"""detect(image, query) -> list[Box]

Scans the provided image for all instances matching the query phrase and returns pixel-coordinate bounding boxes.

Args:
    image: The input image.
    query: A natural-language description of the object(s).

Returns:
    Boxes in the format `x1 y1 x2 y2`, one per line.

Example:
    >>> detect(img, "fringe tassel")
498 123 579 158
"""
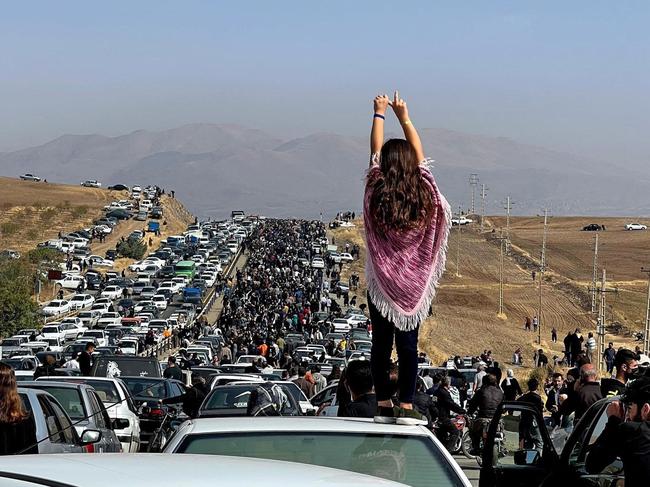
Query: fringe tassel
366 199 452 332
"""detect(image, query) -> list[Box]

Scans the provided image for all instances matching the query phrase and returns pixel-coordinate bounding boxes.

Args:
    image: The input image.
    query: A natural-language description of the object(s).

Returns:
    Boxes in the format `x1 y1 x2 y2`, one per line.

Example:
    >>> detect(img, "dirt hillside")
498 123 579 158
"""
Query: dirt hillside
330 217 641 377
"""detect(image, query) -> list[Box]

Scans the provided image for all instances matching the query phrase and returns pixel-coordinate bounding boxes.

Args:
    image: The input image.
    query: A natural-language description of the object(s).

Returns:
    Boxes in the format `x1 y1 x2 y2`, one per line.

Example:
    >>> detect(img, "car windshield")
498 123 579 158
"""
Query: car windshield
203 385 256 410
42 327 59 334
121 378 169 399
176 432 463 487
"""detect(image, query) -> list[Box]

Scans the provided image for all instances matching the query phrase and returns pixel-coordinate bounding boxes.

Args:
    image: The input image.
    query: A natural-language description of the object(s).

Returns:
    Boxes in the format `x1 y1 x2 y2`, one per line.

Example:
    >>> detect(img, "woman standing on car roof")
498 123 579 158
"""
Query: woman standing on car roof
0 363 37 455
364 92 451 425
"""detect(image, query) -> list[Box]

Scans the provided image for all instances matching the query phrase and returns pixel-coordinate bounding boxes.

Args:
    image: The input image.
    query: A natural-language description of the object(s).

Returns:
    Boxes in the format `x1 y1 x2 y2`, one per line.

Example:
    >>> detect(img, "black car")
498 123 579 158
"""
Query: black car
105 249 118 260
139 305 160 318
119 376 187 450
478 397 624 487
158 266 175 278
107 184 128 191
85 273 102 290
156 288 174 302
150 207 163 219
582 223 603 231
106 209 131 220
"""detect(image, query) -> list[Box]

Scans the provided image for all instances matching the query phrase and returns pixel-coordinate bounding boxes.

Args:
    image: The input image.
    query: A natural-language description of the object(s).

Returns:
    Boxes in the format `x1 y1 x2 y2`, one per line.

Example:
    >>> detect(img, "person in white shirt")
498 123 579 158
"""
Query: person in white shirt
63 353 80 370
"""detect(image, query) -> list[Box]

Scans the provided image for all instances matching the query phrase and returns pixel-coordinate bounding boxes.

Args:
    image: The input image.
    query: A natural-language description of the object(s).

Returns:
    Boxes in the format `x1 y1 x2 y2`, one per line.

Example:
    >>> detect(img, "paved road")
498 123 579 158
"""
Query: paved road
454 454 480 486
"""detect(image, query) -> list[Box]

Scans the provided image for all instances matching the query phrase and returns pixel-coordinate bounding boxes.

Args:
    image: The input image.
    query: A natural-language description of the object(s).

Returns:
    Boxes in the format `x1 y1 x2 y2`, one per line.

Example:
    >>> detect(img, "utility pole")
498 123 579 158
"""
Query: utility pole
469 174 479 214
480 184 488 232
537 209 548 345
455 205 462 277
591 269 618 372
591 234 599 315
495 231 508 317
502 196 515 253
642 267 650 355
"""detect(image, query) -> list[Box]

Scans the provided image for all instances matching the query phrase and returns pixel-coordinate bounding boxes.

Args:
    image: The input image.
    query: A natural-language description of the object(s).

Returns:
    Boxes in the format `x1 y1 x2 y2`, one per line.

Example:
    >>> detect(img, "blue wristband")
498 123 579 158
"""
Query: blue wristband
373 113 385 120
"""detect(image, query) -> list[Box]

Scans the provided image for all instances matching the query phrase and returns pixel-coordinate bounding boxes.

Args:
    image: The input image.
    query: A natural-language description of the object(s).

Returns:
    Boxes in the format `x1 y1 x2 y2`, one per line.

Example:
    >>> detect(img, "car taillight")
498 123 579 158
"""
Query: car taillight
148 408 165 417
83 443 95 453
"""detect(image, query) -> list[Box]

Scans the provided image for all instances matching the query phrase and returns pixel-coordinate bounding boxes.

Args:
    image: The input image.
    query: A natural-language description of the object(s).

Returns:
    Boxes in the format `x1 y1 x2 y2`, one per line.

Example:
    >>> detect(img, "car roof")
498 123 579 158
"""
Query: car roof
0 454 407 486
181 416 433 436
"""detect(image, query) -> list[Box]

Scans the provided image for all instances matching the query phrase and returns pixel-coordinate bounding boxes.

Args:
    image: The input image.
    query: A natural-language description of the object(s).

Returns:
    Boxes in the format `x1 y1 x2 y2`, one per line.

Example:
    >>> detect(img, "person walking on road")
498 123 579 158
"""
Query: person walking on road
163 356 184 381
364 92 451 425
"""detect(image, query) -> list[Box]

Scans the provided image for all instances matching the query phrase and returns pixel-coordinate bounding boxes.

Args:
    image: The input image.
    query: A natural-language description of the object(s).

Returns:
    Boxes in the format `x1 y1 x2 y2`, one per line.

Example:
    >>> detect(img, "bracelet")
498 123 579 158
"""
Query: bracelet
373 113 385 120
401 119 412 126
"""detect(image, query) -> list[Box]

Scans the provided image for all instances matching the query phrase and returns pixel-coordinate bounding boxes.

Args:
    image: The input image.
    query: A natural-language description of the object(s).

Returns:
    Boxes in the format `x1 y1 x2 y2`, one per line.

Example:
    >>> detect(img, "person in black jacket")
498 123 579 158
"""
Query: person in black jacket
433 376 465 450
468 374 504 453
0 363 38 455
162 375 208 418
501 369 522 401
586 376 650 487
339 359 377 418
601 348 638 398
78 342 95 376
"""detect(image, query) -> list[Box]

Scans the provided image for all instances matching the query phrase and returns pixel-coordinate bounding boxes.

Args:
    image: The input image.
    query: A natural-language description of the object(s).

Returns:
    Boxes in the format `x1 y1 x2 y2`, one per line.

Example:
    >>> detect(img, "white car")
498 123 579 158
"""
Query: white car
54 275 86 290
311 258 325 269
80 330 108 347
39 324 66 341
128 259 164 272
451 216 473 226
625 223 647 230
134 301 154 314
345 314 368 327
81 180 101 188
157 281 181 294
163 417 471 487
77 310 102 328
329 252 342 263
93 224 113 235
91 302 110 314
96 312 122 328
332 318 351 333
201 272 217 288
151 295 168 310
59 322 87 341
0 454 404 487
42 300 72 316
19 173 41 182
339 253 354 262
104 201 130 211
87 256 114 268
101 286 123 299
68 293 95 310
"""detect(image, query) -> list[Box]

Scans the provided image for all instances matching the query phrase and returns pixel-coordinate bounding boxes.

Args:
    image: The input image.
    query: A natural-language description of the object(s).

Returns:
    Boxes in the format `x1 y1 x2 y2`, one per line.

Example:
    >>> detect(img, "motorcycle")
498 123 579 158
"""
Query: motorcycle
146 404 183 452
462 415 507 466
432 414 467 454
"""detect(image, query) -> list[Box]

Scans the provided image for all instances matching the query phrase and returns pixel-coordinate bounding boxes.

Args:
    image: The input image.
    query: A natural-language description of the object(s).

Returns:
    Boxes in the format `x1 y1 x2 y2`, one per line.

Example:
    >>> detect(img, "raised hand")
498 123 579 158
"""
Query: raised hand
389 90 409 123
373 94 390 115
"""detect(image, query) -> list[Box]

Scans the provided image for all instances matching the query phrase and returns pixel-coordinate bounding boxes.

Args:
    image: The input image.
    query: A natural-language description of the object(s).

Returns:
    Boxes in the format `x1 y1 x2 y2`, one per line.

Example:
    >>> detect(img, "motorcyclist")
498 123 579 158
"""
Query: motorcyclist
433 375 466 450
586 376 650 486
467 373 504 454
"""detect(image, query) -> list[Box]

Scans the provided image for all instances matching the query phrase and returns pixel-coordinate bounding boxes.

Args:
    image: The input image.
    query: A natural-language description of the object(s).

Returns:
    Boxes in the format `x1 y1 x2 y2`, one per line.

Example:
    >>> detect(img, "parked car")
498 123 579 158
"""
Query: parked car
17 387 101 453
101 285 123 300
54 275 86 290
42 300 72 316
164 417 471 487
311 257 325 269
68 293 95 310
0 454 406 487
625 222 647 230
582 223 603 231
19 173 41 182
105 209 131 220
21 382 121 452
81 179 102 188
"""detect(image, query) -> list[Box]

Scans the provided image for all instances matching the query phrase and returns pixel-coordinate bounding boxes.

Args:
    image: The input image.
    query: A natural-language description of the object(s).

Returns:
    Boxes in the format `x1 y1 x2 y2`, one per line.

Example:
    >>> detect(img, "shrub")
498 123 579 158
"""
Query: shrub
32 201 46 210
0 222 19 236
40 208 57 221
71 205 89 218
117 239 147 260
26 228 40 240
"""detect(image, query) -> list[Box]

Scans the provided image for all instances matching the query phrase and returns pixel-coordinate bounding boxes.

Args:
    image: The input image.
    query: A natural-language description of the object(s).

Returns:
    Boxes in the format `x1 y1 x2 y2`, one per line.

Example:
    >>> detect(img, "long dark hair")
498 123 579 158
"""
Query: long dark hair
0 363 28 423
368 139 434 231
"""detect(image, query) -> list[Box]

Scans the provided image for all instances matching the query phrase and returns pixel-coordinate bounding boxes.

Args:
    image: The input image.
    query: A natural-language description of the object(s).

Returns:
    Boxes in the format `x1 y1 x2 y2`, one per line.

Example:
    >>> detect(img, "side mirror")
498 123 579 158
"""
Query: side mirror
513 449 541 466
111 418 130 429
80 429 102 445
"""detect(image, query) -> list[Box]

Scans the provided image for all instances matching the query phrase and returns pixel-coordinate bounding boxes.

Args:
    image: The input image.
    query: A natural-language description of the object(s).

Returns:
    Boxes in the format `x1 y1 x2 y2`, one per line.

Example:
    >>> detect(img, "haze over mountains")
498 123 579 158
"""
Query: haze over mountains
0 123 647 219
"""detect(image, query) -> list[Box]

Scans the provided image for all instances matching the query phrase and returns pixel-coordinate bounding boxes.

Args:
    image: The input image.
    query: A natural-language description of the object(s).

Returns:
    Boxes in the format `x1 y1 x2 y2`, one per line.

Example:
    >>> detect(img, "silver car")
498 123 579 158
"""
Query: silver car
22 382 121 452
17 387 101 454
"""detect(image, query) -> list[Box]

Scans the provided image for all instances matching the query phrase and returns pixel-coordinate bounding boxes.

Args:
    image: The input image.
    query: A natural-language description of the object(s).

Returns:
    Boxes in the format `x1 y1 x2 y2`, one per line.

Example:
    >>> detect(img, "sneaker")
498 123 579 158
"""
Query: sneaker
374 406 399 424
395 407 429 426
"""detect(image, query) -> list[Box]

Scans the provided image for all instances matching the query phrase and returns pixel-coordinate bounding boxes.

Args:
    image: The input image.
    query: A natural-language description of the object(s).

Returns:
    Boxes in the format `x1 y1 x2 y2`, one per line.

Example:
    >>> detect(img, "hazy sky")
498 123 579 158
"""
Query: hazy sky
1 1 649 167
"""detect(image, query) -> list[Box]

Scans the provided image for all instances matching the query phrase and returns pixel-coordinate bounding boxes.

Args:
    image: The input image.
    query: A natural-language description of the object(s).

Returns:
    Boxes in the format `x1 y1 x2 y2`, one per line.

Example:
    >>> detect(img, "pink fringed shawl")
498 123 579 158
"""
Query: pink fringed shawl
363 159 451 331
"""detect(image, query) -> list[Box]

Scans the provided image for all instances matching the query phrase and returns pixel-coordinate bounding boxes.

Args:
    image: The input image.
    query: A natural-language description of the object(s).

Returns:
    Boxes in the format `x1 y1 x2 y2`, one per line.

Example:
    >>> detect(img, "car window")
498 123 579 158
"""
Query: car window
88 391 109 429
37 395 66 443
40 387 86 420
46 396 77 445
176 432 463 487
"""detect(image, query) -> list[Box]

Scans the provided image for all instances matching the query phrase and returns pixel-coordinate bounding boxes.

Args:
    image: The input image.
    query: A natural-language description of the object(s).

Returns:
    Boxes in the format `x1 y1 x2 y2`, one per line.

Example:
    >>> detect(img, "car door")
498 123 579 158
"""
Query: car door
87 390 121 452
38 395 81 453
479 401 558 487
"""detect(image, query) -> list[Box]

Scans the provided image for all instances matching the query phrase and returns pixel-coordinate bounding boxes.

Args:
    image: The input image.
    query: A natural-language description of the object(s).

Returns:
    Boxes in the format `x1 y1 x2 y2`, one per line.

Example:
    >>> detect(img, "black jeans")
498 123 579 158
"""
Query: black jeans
368 295 419 404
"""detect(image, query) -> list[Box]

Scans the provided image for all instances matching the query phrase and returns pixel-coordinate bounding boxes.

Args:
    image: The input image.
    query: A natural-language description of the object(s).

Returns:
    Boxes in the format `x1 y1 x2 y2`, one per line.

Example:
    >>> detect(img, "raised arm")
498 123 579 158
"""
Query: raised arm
370 94 390 166
390 91 425 163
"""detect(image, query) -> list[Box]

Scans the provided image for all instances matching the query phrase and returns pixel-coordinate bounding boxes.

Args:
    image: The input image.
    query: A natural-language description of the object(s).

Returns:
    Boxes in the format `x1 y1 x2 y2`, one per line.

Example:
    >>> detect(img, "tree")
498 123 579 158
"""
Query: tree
117 238 147 260
0 258 40 337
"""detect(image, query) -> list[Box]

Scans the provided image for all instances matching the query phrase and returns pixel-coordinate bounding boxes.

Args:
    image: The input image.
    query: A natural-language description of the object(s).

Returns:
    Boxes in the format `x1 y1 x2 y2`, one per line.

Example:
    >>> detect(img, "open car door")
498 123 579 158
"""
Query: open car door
479 401 558 487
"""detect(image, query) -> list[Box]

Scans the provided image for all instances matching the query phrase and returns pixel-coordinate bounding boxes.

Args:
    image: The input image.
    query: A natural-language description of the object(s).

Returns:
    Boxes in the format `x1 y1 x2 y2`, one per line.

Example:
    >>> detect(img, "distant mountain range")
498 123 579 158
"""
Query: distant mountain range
1 123 647 218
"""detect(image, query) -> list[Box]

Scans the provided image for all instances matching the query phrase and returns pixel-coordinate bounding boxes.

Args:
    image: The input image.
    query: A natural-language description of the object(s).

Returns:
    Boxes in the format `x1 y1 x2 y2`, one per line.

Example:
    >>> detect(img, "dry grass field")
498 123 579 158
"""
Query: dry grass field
0 176 194 298
330 216 643 378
